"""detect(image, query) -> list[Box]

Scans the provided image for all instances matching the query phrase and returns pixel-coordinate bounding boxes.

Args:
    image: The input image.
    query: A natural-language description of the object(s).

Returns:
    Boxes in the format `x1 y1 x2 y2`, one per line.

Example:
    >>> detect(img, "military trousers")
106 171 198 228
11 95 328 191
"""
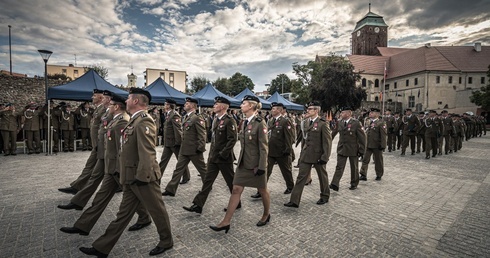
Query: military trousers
402 134 416 153
1 130 17 154
164 153 206 195
416 134 425 152
74 173 150 233
71 159 105 208
452 135 461 151
192 162 234 208
331 155 359 188
62 130 75 151
92 181 173 255
80 128 91 149
289 162 330 206
70 147 98 191
159 146 190 181
25 130 41 153
387 133 396 151
43 128 59 152
425 135 438 157
443 134 452 153
266 155 294 190
396 133 402 149
360 148 384 178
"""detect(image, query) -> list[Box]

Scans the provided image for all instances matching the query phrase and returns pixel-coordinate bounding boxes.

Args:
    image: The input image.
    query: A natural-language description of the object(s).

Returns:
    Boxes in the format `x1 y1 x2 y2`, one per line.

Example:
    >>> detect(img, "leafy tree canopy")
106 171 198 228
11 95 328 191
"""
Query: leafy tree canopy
229 72 254 96
469 65 490 111
267 74 291 95
188 75 210 94
84 65 108 79
213 77 232 95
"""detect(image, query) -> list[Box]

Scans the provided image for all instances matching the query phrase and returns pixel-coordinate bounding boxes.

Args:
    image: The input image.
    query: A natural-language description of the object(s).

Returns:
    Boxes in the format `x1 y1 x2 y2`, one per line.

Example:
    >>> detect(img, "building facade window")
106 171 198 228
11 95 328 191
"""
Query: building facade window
459 77 462 84
62 69 67 75
362 78 366 87
385 84 389 91
414 78 418 85
394 82 397 89
375 96 379 101
374 79 379 88
468 77 473 84
160 72 165 81
406 79 409 87
74 70 78 77
438 101 442 105
408 96 415 108
449 76 453 84
436 76 440 84
481 77 485 84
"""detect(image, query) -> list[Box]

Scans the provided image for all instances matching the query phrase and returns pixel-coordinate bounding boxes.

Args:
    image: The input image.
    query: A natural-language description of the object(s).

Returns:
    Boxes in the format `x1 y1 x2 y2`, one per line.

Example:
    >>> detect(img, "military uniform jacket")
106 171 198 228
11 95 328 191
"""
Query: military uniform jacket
76 107 94 128
333 118 366 156
453 119 464 136
237 116 268 171
299 117 332 164
119 111 160 184
424 117 443 138
22 109 41 131
58 110 76 131
441 116 453 136
402 115 420 136
0 110 19 131
366 118 387 149
384 115 396 134
104 112 129 175
179 112 207 156
41 106 60 129
91 104 107 137
163 110 183 147
267 116 294 157
96 113 114 159
394 117 403 135
208 114 238 164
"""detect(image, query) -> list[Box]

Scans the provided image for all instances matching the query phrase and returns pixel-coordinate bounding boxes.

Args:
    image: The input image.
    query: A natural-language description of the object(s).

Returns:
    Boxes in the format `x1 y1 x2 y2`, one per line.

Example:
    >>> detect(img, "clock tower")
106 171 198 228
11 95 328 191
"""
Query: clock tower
351 5 388 56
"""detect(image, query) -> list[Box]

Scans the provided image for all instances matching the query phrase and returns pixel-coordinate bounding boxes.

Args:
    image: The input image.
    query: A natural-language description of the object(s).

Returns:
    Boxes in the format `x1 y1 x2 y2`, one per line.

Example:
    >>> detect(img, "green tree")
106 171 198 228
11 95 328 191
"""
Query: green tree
290 79 309 105
229 72 254 96
267 74 291 94
48 73 72 81
213 77 231 95
470 65 490 111
84 65 108 79
188 76 210 94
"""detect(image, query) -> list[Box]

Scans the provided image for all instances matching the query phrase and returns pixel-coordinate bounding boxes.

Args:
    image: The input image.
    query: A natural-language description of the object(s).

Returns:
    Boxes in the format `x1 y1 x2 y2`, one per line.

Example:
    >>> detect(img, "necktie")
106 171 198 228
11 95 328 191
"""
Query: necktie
309 120 313 126
244 119 249 129
344 121 347 127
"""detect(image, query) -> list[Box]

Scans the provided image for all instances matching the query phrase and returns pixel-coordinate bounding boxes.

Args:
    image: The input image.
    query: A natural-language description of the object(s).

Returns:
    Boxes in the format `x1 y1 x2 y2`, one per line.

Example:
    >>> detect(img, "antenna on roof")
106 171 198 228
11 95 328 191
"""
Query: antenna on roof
369 2 371 12
74 54 77 66
131 64 133 74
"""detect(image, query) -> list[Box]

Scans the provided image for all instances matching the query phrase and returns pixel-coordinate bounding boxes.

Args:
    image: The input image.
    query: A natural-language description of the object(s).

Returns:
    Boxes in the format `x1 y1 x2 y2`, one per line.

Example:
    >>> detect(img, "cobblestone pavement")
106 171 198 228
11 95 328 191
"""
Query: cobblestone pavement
0 136 489 257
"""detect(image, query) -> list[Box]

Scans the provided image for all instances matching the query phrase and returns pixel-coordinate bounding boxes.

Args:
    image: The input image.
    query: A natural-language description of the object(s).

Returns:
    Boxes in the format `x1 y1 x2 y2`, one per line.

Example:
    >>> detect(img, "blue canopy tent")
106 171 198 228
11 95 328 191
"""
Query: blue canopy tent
267 92 304 111
145 77 190 105
234 88 272 110
48 70 128 101
192 83 241 108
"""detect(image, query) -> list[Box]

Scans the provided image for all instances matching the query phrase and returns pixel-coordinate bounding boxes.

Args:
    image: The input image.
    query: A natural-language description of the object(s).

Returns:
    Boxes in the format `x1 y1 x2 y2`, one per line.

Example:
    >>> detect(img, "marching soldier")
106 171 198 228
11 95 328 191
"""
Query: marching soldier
416 112 427 153
401 108 420 155
330 106 366 191
149 107 160 145
183 96 238 214
0 103 20 156
452 114 464 152
75 102 94 151
158 99 190 184
58 103 76 152
441 110 454 154
394 112 403 150
162 97 207 197
22 103 42 154
424 110 443 159
79 88 173 257
284 101 332 207
60 93 151 236
359 108 387 181
384 109 396 152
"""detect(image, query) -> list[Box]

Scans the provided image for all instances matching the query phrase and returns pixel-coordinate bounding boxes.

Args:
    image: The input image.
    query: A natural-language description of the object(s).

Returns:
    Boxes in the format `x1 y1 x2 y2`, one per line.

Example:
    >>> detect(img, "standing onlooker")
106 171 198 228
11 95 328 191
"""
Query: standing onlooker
22 103 42 154
0 103 20 156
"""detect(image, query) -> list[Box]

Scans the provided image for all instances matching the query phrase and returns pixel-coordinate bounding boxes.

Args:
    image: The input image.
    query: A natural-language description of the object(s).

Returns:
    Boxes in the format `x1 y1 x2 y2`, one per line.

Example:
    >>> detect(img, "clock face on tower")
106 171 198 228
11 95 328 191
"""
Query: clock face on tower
357 30 361 37
374 27 380 33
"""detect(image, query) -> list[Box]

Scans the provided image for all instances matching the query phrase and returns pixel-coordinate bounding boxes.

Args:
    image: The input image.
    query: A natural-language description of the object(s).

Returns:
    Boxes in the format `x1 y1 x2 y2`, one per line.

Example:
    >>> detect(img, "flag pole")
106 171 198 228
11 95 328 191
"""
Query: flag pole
382 62 386 115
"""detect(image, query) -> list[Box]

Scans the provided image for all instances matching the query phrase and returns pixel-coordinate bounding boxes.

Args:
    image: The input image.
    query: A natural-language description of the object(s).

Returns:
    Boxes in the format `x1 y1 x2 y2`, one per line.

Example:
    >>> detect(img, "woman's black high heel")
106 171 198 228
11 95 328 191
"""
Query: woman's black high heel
209 224 230 234
256 214 270 227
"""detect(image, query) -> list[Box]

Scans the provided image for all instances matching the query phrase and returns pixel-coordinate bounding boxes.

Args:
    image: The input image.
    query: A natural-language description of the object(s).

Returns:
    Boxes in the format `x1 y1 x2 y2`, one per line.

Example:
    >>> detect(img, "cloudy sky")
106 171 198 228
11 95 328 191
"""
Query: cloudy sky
1 0 489 92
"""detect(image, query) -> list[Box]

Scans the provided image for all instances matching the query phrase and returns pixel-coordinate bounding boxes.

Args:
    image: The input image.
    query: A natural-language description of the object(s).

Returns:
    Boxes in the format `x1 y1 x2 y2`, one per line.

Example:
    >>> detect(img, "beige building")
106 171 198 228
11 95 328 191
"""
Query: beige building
47 64 85 80
144 68 187 92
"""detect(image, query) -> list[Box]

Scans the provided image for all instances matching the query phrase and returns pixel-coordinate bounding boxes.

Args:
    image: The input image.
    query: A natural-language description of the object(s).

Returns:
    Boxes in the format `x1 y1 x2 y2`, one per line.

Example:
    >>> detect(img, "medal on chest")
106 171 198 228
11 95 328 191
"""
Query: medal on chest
107 130 111 141
313 122 318 130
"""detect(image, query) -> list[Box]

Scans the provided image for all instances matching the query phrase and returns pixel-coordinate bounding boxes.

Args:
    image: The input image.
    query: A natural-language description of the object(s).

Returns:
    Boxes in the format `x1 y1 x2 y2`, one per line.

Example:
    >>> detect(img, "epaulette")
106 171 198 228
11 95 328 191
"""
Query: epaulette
255 117 263 122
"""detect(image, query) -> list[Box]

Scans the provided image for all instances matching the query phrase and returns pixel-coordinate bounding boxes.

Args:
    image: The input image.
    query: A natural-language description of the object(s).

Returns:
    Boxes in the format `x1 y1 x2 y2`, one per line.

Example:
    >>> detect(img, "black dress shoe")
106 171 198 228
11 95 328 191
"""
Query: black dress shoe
316 199 328 205
359 175 367 181
179 179 189 184
224 201 241 212
128 221 151 231
438 152 442 155
256 214 270 227
426 156 430 159
411 152 415 155
11 153 16 156
79 247 108 258
209 224 230 233
60 226 89 235
416 151 420 153
400 152 405 156
284 202 299 208
3 153 10 156
349 185 357 190
149 245 173 256
162 191 175 196
58 202 83 210
58 187 78 195
183 204 202 214
329 184 339 191
283 188 292 194
251 192 261 198
375 176 382 181
432 154 436 157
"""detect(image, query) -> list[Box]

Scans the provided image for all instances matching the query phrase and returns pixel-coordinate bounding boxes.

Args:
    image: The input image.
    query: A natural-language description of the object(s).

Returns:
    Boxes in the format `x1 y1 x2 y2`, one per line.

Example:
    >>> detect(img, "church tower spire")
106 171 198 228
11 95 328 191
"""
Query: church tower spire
351 4 388 56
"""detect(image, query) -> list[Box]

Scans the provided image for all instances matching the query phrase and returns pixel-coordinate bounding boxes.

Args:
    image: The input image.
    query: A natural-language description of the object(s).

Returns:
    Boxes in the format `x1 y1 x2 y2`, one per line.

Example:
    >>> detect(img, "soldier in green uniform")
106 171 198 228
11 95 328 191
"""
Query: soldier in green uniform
359 108 387 180
401 108 420 155
58 89 109 194
416 112 427 153
452 114 464 152
41 101 60 153
210 95 270 233
441 110 454 154
394 112 403 150
0 103 20 155
22 103 42 154
330 106 366 191
58 103 76 152
80 88 173 257
60 93 151 236
162 97 207 196
159 99 190 184
285 101 332 207
424 110 444 159
75 102 94 151
384 109 396 152
183 96 238 214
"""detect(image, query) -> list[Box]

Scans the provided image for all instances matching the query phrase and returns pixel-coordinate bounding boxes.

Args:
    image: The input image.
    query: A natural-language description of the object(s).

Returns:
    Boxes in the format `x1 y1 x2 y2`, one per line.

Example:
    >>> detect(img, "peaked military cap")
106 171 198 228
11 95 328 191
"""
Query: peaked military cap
111 94 126 106
242 95 260 103
405 108 412 112
129 87 152 102
185 97 198 104
102 90 113 97
165 98 177 105
214 96 230 105
271 102 284 108
340 106 352 111
306 101 321 107
93 89 104 94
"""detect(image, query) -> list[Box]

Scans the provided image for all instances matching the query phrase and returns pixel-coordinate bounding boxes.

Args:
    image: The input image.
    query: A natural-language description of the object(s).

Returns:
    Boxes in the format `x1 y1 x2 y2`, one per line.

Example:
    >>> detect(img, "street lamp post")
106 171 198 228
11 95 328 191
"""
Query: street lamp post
38 49 53 155
8 25 12 75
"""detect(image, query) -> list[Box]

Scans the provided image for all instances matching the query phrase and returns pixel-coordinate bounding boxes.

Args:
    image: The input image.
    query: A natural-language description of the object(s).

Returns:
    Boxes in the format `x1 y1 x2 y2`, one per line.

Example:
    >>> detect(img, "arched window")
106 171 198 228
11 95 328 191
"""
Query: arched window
375 79 379 87
362 78 367 87
375 96 379 101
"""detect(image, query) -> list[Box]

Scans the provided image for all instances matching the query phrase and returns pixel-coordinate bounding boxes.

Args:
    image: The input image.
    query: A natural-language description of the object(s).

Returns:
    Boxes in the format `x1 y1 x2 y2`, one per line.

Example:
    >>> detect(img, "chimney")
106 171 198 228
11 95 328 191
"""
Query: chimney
474 42 481 52
425 43 431 48
69 64 74 67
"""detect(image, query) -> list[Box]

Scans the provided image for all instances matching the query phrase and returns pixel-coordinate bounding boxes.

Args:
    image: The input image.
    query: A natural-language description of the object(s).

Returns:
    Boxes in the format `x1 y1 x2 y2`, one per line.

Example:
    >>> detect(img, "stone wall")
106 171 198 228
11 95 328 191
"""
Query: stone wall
0 74 65 107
